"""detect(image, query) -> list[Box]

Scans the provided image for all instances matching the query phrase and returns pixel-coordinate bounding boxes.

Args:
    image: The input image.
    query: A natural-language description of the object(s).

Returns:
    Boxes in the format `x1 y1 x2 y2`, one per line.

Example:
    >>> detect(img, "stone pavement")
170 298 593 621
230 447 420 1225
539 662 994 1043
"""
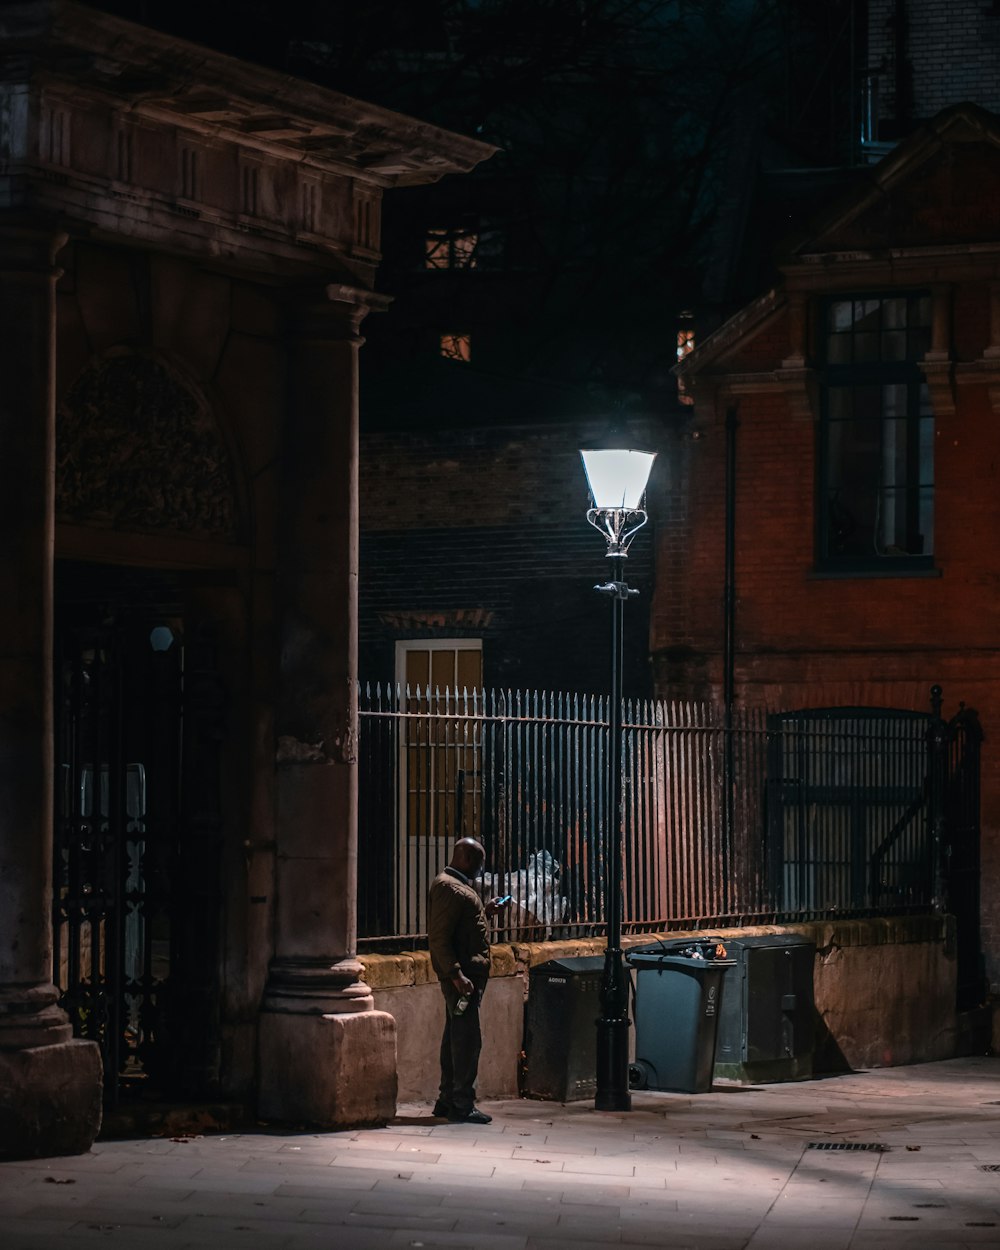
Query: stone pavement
2 1057 1000 1249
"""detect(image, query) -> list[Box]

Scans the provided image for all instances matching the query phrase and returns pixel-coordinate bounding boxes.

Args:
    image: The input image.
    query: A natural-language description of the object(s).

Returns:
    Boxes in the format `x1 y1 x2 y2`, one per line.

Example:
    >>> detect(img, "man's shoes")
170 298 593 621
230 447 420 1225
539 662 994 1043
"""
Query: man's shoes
447 1107 492 1124
431 1100 451 1118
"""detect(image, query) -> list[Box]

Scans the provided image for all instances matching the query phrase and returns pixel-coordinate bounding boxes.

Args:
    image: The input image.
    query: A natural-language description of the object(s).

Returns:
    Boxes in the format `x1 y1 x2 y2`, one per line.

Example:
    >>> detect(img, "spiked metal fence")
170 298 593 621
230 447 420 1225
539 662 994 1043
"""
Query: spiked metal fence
357 684 978 949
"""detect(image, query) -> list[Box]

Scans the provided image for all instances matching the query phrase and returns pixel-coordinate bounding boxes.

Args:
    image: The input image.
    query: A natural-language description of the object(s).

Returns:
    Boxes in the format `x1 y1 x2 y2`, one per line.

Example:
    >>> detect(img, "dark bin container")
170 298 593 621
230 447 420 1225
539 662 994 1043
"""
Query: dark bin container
713 934 816 1084
627 942 734 1094
523 955 604 1101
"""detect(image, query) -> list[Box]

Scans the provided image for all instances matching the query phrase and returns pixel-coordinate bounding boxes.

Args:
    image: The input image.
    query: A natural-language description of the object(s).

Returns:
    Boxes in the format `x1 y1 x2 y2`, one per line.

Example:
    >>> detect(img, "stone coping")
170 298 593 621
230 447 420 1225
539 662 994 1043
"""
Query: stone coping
359 913 951 989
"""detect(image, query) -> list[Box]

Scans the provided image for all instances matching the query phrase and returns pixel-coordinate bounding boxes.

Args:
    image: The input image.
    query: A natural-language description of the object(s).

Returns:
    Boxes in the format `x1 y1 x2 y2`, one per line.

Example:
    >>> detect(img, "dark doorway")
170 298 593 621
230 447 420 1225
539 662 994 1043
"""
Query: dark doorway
53 561 225 1105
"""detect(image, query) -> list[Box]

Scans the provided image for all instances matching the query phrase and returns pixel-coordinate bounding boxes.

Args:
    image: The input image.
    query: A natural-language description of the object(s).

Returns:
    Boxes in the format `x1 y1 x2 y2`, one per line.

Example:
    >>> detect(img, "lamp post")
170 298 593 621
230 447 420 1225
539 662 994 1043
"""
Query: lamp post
580 446 656 1114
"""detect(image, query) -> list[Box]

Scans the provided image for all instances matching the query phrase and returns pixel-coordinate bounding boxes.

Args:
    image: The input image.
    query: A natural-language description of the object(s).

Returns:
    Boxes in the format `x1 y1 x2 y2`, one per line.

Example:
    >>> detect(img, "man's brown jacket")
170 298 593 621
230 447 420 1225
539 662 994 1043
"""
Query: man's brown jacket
427 867 490 983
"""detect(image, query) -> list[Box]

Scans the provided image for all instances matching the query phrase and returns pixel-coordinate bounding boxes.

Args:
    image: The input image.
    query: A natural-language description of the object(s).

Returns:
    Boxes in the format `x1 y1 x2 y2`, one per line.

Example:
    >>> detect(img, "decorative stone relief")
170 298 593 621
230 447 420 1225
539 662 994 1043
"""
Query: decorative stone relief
56 353 237 539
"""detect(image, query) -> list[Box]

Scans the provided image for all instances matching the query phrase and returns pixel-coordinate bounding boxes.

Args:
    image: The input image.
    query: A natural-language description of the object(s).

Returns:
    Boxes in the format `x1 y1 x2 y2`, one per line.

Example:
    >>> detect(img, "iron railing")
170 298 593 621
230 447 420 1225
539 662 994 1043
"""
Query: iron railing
357 684 977 948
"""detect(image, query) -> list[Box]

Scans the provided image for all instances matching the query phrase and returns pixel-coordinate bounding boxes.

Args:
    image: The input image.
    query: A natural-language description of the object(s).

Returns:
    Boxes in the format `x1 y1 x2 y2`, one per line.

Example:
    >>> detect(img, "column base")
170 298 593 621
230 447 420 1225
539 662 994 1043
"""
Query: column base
0 1039 103 1160
258 1008 397 1127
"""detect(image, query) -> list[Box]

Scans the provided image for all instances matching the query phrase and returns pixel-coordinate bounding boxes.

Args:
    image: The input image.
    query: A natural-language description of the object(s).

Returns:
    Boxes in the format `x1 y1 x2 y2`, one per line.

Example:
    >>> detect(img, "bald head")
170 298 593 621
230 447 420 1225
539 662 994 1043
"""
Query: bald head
451 837 485 878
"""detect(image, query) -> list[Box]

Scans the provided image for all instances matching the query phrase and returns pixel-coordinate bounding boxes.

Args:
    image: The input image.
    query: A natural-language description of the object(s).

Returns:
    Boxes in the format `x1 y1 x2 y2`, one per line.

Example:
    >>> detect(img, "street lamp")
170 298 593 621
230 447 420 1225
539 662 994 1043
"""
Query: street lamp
580 446 656 1113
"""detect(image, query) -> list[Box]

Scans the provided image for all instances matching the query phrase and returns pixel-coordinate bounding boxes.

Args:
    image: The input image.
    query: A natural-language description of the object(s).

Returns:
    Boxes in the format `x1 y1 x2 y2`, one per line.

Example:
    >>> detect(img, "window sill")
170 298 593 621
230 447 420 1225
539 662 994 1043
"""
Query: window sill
808 565 941 580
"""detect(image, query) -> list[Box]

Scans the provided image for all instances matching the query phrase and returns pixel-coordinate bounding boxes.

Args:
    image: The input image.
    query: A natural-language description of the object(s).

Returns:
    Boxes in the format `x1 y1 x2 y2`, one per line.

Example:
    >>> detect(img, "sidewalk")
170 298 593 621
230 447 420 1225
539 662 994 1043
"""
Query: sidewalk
2 1057 1000 1249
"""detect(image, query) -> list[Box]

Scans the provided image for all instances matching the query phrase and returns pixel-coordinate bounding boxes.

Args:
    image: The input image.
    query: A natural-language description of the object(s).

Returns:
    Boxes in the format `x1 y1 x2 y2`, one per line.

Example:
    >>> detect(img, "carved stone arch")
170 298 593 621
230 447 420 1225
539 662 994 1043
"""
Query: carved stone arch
56 350 239 541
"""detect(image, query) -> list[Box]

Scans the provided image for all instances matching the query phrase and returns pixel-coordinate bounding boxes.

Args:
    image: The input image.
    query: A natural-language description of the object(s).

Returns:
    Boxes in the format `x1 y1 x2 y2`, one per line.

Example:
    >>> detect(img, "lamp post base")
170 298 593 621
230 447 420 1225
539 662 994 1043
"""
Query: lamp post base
595 947 632 1112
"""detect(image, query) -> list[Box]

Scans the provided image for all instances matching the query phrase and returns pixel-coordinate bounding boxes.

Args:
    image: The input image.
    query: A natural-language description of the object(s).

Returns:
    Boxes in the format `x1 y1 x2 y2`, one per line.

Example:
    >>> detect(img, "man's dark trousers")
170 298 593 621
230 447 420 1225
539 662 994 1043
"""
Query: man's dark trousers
438 977 486 1117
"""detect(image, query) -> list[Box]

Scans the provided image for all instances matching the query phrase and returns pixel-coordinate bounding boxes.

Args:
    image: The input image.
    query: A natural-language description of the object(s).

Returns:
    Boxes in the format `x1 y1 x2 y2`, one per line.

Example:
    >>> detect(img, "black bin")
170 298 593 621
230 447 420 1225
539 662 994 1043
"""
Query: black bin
627 942 734 1093
523 956 603 1101
713 934 816 1084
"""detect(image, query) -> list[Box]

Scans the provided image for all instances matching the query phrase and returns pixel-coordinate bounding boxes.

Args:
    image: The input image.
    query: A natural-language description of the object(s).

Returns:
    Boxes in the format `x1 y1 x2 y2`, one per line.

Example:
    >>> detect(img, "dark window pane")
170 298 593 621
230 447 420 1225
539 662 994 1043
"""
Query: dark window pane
882 298 907 329
828 418 881 491
829 301 854 332
854 331 879 360
882 383 907 420
883 417 910 487
827 481 877 557
877 487 928 556
853 299 881 331
881 330 907 360
827 332 852 363
827 386 853 420
851 385 882 421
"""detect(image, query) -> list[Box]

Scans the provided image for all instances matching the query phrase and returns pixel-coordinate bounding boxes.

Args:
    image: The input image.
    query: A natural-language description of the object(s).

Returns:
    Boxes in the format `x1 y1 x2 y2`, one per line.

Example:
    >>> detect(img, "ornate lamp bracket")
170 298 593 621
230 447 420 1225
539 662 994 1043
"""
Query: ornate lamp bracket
586 506 648 558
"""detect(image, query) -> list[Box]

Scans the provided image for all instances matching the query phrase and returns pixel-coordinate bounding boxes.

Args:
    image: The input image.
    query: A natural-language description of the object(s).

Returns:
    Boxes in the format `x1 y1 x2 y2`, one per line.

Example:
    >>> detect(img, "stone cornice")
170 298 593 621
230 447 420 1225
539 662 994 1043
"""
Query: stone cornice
0 4 494 278
781 243 1000 291
0 1 497 188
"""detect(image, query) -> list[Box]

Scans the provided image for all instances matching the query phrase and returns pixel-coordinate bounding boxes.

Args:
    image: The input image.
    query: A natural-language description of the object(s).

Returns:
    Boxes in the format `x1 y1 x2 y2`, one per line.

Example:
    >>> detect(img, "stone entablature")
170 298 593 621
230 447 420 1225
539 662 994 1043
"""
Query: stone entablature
0 1 494 279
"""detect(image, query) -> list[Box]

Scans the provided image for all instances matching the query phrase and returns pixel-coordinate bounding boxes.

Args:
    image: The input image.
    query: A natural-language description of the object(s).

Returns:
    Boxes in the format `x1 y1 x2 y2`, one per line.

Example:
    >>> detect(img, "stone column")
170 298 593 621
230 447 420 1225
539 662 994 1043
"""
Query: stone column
921 284 955 416
258 283 396 1126
0 225 102 1159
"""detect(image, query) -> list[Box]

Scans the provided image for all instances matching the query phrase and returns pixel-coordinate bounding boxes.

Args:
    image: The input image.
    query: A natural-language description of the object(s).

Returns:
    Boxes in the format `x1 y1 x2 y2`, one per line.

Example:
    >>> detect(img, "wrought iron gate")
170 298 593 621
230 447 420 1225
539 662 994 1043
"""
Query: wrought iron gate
53 573 225 1104
767 692 983 1004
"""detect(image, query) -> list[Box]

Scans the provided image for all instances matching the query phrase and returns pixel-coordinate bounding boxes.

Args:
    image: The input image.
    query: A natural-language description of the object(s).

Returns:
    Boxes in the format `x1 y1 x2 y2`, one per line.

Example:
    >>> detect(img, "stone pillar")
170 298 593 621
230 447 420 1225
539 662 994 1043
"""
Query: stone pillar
258 284 396 1126
920 284 955 416
0 225 102 1159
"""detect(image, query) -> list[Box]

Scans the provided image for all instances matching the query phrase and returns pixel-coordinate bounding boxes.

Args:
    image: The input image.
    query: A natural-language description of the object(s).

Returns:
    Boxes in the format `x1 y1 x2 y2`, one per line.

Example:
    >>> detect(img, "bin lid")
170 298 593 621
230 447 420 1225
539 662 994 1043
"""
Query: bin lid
530 956 606 977
628 938 728 960
627 952 735 970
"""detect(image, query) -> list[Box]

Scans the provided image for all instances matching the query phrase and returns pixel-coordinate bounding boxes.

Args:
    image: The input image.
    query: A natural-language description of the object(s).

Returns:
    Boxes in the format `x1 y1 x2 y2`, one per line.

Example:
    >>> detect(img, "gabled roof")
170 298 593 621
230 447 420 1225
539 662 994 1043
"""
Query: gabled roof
675 104 1000 381
782 103 1000 259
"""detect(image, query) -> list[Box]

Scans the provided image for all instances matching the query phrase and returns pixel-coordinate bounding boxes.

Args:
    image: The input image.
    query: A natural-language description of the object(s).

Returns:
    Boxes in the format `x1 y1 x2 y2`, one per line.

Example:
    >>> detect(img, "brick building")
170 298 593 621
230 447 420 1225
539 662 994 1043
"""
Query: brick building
670 104 1000 1005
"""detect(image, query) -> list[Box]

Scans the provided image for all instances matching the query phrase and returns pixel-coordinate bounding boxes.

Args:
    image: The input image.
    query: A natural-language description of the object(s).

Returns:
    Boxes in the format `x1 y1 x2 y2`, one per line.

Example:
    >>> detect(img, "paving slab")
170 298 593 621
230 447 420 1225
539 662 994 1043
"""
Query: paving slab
3 1057 1000 1248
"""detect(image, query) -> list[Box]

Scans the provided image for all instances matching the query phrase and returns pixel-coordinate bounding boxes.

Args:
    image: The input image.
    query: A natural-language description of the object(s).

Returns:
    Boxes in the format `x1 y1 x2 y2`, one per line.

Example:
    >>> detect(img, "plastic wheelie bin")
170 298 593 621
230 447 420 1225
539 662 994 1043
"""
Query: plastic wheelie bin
626 941 734 1093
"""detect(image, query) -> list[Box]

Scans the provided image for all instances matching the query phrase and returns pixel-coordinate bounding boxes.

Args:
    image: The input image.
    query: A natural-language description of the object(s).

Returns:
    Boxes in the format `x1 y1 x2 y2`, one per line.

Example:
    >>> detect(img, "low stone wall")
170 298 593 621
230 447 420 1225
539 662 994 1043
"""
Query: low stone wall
360 913 958 1103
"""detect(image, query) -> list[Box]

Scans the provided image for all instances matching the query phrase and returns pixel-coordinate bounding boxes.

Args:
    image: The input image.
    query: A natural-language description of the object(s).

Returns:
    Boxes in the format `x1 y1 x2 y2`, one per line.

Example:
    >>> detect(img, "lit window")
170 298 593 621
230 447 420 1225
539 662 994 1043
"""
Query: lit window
676 329 695 362
819 293 934 568
440 333 471 362
425 228 478 269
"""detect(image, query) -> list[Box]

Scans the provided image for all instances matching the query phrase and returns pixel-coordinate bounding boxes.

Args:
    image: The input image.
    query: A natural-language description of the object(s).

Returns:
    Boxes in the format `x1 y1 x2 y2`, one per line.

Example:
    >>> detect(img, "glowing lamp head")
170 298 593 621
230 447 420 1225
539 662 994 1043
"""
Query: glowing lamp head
580 449 656 511
580 447 656 557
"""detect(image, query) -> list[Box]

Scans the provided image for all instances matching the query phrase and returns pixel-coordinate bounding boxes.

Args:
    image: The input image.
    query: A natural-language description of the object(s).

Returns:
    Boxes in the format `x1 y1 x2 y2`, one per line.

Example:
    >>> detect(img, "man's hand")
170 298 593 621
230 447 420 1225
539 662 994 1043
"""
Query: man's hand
484 894 513 919
451 972 475 996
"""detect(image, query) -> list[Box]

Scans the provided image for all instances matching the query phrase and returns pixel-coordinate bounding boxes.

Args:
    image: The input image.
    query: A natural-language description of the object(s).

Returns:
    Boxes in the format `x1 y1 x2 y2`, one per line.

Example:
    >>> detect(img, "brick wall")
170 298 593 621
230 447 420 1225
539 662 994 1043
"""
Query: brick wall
869 0 1000 126
359 422 664 694
655 276 1000 990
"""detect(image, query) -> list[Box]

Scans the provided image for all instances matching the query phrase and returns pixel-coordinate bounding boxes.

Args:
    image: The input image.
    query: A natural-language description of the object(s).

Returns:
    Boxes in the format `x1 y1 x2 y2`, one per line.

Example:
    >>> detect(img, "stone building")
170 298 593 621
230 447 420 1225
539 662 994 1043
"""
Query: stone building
0 0 492 1158
670 103 1000 1021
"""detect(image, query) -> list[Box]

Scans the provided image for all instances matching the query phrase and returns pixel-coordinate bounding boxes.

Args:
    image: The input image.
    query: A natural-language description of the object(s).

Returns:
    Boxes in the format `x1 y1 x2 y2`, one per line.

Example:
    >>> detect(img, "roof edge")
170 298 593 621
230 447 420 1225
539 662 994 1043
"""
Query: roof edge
1 0 497 183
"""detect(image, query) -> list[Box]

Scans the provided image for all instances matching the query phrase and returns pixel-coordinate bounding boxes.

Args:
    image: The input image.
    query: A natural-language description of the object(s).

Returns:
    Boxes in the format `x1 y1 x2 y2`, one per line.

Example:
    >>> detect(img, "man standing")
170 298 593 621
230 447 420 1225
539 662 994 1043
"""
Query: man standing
427 837 508 1123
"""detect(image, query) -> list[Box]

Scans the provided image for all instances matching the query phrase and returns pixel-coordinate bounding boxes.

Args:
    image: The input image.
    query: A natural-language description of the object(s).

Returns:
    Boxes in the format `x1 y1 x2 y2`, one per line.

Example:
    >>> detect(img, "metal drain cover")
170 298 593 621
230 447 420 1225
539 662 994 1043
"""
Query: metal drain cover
807 1142 887 1152
978 1164 1000 1172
